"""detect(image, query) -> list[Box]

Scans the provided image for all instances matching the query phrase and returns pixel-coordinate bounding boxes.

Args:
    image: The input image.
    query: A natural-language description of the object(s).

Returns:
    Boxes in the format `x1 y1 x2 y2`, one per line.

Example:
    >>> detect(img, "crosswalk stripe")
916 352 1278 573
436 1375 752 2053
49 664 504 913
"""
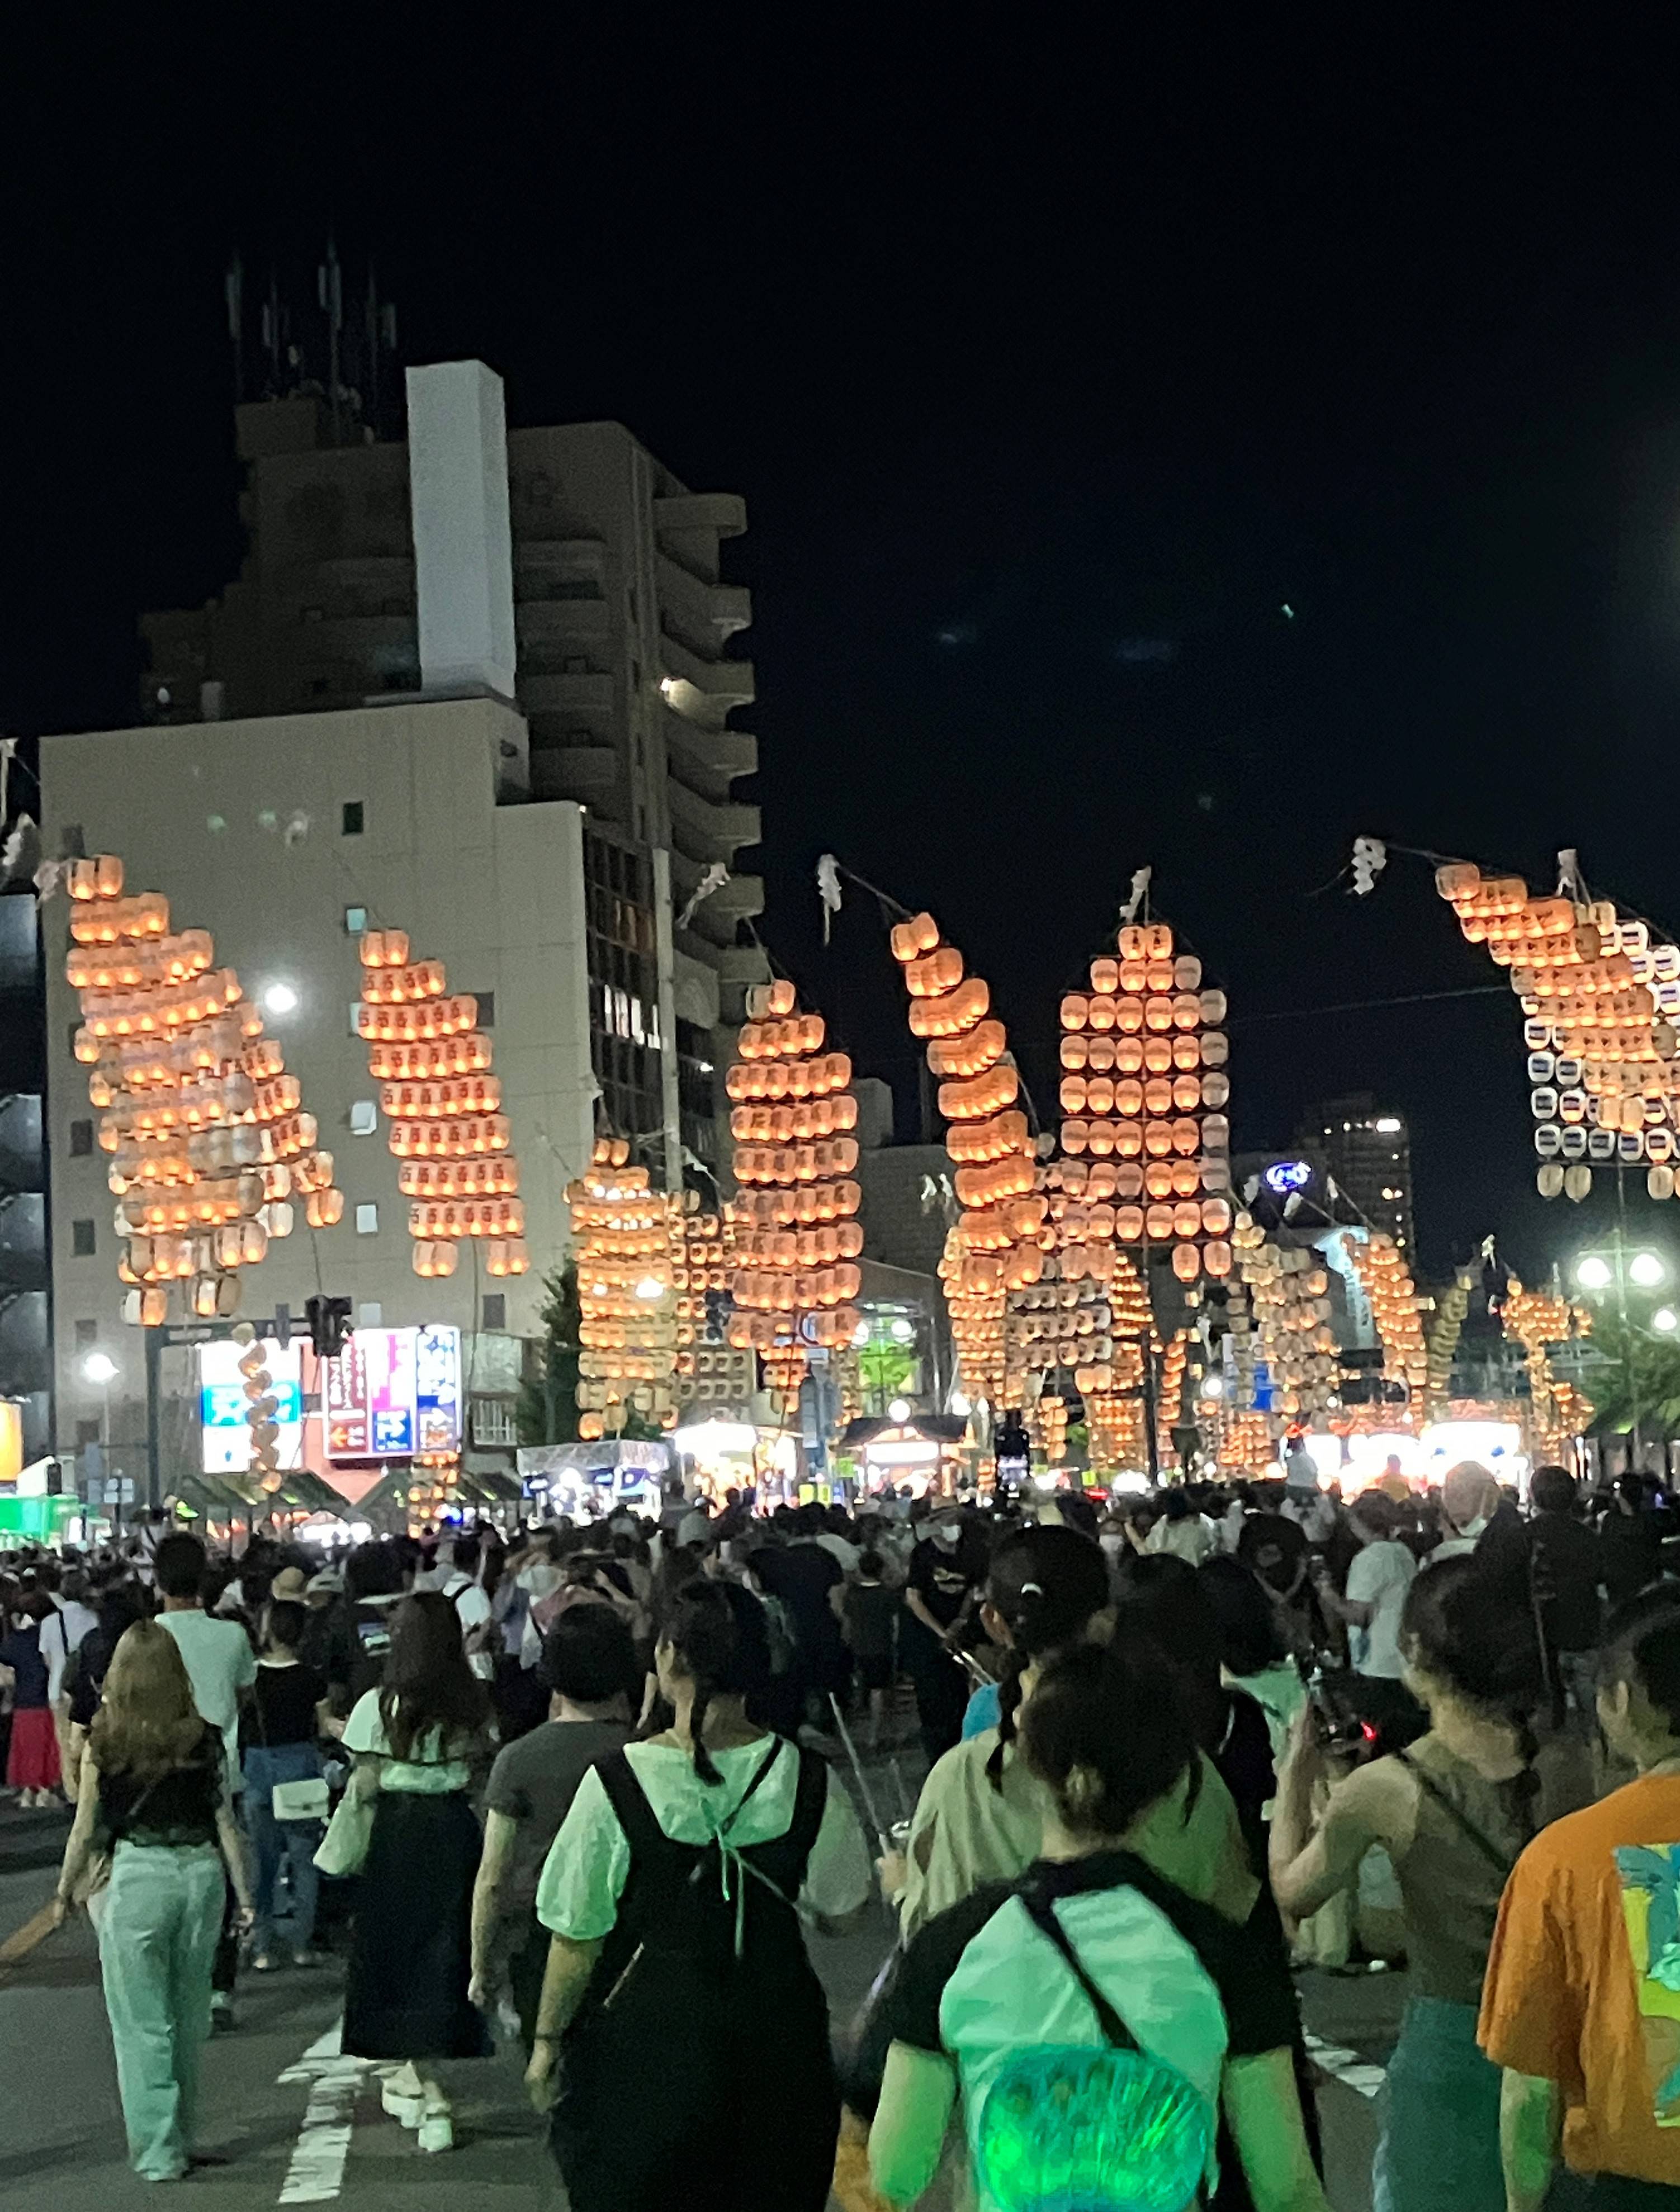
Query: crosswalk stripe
1302 2029 1385 2100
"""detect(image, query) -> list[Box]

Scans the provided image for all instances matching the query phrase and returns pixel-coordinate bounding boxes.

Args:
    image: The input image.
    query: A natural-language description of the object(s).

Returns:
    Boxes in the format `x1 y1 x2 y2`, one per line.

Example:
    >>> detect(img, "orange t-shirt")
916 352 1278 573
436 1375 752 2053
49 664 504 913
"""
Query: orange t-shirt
1479 1772 1680 2186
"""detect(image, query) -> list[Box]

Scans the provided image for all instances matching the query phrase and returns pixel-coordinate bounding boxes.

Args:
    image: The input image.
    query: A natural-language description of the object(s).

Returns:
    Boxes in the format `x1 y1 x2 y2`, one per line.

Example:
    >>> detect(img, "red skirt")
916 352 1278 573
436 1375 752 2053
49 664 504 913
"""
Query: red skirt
7 1707 61 1789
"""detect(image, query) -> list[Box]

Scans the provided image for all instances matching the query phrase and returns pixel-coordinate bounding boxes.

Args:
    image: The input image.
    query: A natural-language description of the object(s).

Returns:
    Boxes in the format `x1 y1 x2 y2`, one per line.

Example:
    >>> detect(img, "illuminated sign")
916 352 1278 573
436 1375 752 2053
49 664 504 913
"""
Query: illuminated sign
324 1326 461 1460
1263 1159 1314 1195
200 1338 305 1475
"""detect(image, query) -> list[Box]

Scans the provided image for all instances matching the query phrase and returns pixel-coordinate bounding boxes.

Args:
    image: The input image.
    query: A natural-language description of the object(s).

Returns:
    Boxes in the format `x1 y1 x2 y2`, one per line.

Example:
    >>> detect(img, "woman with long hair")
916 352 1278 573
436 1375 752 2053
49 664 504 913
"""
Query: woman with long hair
527 1576 872 2212
340 1590 493 2153
1271 1555 1590 2211
50 1622 255 2183
868 1632 1329 2212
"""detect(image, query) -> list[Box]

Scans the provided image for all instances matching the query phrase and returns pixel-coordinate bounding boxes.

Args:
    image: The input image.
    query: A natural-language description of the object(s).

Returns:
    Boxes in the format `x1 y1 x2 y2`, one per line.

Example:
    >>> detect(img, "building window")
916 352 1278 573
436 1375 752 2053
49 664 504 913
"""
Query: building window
349 1100 378 1136
481 1293 507 1332
75 1318 98 1347
477 991 495 1029
345 905 367 934
471 1398 519 1448
61 823 86 857
69 1119 93 1157
72 1218 96 1257
355 1203 378 1235
342 801 365 836
358 1302 383 1327
75 1418 101 1448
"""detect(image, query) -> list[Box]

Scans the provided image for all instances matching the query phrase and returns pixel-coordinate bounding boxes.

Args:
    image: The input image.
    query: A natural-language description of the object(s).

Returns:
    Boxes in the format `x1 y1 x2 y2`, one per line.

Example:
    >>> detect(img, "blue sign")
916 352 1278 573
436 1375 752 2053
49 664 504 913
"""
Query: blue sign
1263 1159 1314 1195
201 1379 304 1428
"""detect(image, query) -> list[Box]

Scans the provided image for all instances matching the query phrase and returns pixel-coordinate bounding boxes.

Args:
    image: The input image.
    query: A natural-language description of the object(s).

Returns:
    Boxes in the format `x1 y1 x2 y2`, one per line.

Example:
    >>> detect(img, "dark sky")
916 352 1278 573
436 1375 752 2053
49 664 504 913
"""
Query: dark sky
7 19 1680 1280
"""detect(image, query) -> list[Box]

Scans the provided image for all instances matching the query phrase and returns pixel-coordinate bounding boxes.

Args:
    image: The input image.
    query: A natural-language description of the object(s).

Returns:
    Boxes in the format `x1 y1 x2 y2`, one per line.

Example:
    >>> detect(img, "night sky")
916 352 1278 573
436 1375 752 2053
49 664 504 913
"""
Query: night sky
7 22 1680 1281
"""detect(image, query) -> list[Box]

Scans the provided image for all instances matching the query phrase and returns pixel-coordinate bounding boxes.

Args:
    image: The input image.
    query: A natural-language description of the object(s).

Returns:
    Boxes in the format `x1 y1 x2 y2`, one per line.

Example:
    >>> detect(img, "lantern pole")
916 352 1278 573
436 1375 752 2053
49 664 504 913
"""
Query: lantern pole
144 1322 164 1516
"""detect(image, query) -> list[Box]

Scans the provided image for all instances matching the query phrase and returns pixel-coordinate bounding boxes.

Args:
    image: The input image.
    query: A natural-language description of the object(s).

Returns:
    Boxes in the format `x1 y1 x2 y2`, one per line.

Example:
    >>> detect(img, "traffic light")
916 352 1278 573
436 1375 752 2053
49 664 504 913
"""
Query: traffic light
273 1301 292 1352
305 1294 353 1361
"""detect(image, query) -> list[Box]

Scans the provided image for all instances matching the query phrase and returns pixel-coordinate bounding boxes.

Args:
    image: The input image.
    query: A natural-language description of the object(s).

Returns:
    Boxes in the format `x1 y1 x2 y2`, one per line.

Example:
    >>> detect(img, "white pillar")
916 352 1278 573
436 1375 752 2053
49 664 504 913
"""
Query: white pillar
405 360 516 698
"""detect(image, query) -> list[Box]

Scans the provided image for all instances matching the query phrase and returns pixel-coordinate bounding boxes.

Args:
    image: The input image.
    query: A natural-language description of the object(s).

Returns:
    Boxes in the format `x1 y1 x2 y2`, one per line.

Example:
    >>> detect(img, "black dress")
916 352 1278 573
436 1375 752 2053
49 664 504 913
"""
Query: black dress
551 1741 836 2212
342 1779 490 2062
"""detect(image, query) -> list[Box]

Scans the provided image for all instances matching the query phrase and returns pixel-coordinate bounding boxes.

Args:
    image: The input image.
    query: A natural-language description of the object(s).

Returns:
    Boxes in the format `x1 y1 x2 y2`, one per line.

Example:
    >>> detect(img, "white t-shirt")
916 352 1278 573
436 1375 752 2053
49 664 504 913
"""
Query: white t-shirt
158 1608 258 1790
1345 1540 1417 1679
814 1531 861 1575
442 1572 495 1678
342 1688 476 1794
1144 1514 1218 1567
676 1509 714 1548
40 1599 98 1704
536 1735 872 1940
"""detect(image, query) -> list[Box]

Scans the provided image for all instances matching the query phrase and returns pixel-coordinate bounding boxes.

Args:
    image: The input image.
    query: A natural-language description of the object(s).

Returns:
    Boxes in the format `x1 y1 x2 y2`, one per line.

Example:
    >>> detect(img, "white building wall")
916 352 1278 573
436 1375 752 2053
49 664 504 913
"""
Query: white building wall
40 695 595 1454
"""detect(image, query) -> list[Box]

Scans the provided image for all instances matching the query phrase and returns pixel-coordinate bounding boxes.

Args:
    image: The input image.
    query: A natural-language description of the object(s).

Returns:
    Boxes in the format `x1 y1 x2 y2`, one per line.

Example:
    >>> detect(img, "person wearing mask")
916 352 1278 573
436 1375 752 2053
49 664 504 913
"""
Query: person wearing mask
1 1589 63 1806
1272 1556 1586 2211
901 1507 985 1763
1144 1486 1220 1566
1311 1490 1421 1746
1479 1590 1680 2206
891 1528 1255 1941
868 1631 1328 2212
49 1623 255 2183
469 1603 638 2046
840 1548 900 1749
526 1577 872 2211
340 1591 494 2153
240 1599 328 1971
1526 1463 1606 1731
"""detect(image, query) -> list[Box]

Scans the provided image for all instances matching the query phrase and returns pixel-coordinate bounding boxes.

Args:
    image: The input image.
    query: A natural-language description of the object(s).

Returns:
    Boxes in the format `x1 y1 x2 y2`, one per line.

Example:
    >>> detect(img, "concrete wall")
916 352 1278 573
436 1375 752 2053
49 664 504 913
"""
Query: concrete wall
40 696 596 1454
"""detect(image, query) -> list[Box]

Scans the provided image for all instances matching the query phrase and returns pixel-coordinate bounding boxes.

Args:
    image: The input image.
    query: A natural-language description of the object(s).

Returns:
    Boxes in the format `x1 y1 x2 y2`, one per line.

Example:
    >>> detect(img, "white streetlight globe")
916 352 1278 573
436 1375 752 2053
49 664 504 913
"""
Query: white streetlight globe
888 1397 912 1424
1575 1256 1613 1292
82 1352 118 1386
1630 1251 1668 1290
263 982 299 1016
949 1391 971 1418
851 1322 870 1347
1199 1373 1225 1400
1655 1308 1679 1335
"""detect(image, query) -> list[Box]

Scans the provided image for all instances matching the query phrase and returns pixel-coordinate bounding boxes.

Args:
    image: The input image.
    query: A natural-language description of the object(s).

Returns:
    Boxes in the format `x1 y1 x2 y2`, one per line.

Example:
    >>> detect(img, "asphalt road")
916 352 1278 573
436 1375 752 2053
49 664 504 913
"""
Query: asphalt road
0 1794 1394 2211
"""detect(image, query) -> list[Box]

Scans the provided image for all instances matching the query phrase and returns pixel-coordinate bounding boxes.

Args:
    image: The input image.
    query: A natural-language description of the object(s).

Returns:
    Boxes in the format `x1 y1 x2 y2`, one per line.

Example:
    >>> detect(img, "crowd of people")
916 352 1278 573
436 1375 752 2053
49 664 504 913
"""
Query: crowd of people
6 1457 1680 2206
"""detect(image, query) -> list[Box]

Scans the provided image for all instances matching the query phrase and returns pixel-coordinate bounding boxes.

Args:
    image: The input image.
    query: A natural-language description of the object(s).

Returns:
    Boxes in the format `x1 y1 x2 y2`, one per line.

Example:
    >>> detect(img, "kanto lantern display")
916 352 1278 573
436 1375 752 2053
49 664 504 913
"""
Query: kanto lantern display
356 929 529 1280
725 978 864 1421
64 854 341 1327
892 913 1039 1406
1233 1216 1340 1429
567 1138 678 1439
1434 859 1680 1204
1498 1275 1593 1465
230 1321 285 1494
1057 921 1233 1285
1348 1233 1430 1409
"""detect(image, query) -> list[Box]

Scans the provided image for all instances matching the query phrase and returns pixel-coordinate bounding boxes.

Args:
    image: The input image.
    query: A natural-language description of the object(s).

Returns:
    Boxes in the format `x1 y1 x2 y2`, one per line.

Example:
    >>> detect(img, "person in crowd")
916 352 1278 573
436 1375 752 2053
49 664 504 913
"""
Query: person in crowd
314 1539 409 1717
1236 1490 1317 1656
1272 1555 1587 2211
339 1590 493 2152
1311 1490 1422 1746
526 1576 872 2211
1115 1553 1277 1867
63 1577 149 1793
814 1504 863 1575
240 1599 328 1971
1525 1463 1606 1730
154 1530 259 2027
1 1589 63 1806
1200 1553 1308 1764
754 1507 852 1736
469 1603 639 2045
1429 1461 1502 1562
840 1547 900 1747
868 1631 1329 2212
437 1532 496 1680
50 1622 255 2183
1144 1484 1221 1566
900 1505 986 1763
1597 1471 1667 1608
892 1527 1256 1941
40 1565 98 1778
1479 1589 1680 2206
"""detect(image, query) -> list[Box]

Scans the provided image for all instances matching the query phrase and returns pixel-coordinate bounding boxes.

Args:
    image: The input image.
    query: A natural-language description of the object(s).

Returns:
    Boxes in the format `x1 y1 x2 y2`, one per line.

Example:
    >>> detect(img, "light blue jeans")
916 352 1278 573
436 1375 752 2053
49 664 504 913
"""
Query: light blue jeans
242 1745 324 1955
99 1841 224 2180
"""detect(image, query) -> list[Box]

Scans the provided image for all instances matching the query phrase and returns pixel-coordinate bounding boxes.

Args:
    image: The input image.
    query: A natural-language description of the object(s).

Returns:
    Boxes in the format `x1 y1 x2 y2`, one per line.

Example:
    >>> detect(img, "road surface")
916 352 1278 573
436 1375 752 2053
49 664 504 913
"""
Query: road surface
0 1792 1394 2210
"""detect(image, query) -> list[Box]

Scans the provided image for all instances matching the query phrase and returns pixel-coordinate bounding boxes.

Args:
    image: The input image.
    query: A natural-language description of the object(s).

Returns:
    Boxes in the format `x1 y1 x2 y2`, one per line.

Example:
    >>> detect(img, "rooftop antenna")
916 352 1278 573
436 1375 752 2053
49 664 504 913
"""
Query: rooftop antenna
318 236 344 443
224 253 244 402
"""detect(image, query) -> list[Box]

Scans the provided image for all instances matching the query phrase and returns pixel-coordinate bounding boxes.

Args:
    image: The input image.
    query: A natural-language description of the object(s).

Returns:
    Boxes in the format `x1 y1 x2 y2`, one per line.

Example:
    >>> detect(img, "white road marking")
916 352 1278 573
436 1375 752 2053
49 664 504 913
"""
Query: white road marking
1303 2029 1386 2100
278 2018 364 2205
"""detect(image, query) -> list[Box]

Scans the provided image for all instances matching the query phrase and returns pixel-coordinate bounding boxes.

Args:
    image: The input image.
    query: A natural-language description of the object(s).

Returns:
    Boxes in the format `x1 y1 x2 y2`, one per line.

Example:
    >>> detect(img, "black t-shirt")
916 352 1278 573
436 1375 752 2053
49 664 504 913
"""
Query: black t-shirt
1599 1511 1664 1607
759 1543 844 1648
240 1659 327 1751
1528 1513 1605 1654
907 1540 981 1631
96 1722 225 1849
887 1848 1299 2068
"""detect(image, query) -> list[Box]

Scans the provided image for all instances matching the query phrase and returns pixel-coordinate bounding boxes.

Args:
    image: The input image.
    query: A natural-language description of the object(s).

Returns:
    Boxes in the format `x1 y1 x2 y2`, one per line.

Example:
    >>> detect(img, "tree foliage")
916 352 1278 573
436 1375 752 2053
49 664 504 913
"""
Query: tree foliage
1576 1307 1680 1439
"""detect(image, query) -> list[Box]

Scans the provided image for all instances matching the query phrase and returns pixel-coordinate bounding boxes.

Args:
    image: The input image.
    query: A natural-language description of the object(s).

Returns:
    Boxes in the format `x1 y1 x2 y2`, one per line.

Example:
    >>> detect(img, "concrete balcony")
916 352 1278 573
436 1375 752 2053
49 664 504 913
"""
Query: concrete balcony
664 712 758 792
517 598 611 660
669 781 761 866
654 492 746 541
518 670 616 716
529 745 624 807
656 554 752 652
515 537 607 598
657 634 755 727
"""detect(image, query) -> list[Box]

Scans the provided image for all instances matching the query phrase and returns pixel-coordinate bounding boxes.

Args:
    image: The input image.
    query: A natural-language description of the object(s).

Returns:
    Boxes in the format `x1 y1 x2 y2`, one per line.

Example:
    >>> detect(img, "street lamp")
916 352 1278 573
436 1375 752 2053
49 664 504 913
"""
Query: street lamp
1572 1236 1676 1469
1574 1256 1614 1292
262 982 299 1016
888 1396 912 1424
82 1352 119 1386
1654 1309 1679 1335
1630 1252 1669 1290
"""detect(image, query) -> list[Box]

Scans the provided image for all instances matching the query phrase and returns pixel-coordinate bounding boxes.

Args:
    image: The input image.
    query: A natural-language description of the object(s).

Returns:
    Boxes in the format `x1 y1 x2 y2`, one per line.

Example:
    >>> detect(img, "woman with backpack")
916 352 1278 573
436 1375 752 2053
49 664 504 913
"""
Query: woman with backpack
868 1630 1329 2212
1270 1553 1588 2211
526 1577 872 2212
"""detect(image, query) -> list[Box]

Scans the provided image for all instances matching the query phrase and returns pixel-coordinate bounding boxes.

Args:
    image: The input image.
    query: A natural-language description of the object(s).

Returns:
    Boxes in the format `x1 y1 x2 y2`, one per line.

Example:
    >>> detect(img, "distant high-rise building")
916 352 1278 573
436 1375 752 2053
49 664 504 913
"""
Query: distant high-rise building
1295 1092 1416 1257
140 369 763 1183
